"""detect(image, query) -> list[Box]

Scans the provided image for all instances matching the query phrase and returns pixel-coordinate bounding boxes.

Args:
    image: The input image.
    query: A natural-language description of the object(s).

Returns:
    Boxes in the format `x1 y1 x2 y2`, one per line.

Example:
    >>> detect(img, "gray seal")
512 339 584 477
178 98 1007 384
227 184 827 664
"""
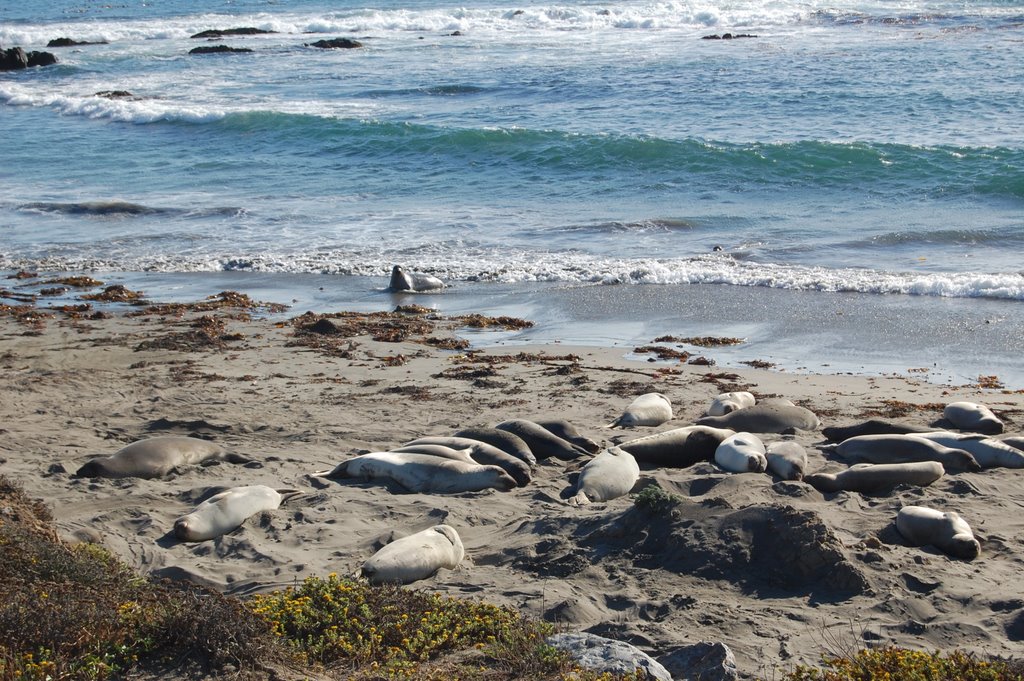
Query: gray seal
805 462 944 495
388 265 444 292
617 425 734 468
831 434 981 472
403 436 533 486
944 401 1003 435
534 420 601 454
570 447 640 505
362 524 464 585
765 441 807 481
173 485 300 542
896 505 980 560
917 431 1024 469
822 419 931 443
696 401 820 434
495 419 589 460
315 451 517 494
453 426 537 466
75 436 251 479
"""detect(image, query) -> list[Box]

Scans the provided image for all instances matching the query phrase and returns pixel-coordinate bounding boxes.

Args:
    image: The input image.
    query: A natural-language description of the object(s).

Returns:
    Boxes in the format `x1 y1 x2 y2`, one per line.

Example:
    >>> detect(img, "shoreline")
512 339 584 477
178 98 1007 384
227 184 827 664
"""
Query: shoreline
2 291 1024 676
4 268 1024 390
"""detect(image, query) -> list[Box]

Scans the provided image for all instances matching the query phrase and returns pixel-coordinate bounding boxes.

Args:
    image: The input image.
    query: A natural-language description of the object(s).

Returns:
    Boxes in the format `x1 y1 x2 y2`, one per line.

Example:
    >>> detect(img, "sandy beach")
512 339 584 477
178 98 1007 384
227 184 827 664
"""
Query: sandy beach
2 286 1024 678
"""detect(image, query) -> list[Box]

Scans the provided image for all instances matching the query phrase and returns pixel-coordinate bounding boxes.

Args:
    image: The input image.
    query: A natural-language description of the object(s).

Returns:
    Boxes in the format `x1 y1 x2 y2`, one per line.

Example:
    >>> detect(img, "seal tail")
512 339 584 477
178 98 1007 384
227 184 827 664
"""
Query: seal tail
605 416 625 429
312 460 350 479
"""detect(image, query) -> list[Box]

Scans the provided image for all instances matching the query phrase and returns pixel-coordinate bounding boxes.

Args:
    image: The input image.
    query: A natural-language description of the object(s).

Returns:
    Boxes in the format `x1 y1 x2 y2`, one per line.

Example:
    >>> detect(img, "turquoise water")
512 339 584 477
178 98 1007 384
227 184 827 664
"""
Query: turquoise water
2 0 1023 384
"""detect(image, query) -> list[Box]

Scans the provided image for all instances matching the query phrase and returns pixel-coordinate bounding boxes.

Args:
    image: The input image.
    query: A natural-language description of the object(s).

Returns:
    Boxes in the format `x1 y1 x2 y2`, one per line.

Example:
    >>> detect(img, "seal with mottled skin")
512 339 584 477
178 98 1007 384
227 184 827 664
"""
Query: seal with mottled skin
714 432 768 473
707 391 755 417
76 436 251 479
831 433 981 472
607 393 673 428
944 401 1003 435
896 505 980 560
697 401 820 434
315 451 517 493
402 436 532 486
617 425 734 468
173 485 300 542
805 461 944 494
917 431 1024 469
569 446 640 505
361 524 465 585
453 426 536 466
765 441 807 481
388 264 444 292
822 419 932 443
495 419 589 460
533 420 601 454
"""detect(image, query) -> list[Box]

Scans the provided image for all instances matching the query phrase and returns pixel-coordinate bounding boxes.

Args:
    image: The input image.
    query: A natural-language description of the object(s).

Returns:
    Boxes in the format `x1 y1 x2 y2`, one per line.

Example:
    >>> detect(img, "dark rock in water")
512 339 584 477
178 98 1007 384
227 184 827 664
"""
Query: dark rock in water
306 38 363 49
190 27 276 39
27 51 58 67
701 33 758 39
188 45 254 55
659 642 739 681
1 47 29 70
547 633 672 681
95 90 134 99
47 37 108 47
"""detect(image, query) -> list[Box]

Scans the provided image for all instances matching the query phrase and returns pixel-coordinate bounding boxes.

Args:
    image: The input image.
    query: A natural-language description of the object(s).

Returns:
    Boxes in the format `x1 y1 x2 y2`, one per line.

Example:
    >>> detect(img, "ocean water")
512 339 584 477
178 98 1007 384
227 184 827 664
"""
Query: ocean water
2 0 1023 386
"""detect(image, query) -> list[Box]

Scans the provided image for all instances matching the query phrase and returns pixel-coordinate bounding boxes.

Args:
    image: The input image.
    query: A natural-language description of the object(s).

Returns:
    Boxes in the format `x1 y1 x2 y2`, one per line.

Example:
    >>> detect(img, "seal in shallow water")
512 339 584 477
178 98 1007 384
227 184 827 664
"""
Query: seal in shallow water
388 264 444 292
75 436 251 479
173 485 300 542
361 524 465 585
896 505 980 560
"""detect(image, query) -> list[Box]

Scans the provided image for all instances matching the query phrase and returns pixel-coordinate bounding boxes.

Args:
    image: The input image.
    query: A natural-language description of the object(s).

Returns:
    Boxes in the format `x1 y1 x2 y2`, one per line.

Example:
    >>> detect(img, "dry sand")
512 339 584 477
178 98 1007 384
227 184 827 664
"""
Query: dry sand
2 298 1024 678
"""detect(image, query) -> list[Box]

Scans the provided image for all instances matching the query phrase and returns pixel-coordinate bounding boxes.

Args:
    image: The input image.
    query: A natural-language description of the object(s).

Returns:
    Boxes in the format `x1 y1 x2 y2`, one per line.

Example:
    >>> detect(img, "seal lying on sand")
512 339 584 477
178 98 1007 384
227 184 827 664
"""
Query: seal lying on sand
533 420 601 454
944 401 1003 435
76 436 251 479
896 505 980 560
388 265 444 292
830 434 981 472
174 485 300 542
822 419 932 443
617 425 734 468
495 420 589 460
706 391 755 417
697 401 820 434
765 441 807 481
714 432 767 473
569 447 640 505
315 451 517 493
607 393 672 428
402 436 533 486
805 462 944 495
916 432 1024 469
453 426 537 466
361 524 465 585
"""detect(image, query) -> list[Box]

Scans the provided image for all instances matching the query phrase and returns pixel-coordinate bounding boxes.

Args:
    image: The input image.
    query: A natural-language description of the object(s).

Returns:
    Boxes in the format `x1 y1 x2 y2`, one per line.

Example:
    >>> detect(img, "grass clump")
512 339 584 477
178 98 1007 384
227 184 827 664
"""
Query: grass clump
632 484 682 513
780 647 1024 681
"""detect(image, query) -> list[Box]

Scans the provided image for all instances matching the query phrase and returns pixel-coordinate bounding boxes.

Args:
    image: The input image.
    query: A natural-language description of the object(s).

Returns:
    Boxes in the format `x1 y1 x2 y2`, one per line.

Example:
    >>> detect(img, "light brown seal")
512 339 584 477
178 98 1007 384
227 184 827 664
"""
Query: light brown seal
805 462 944 494
607 393 673 428
361 524 464 585
76 436 251 479
896 505 980 560
314 451 517 493
173 485 300 542
570 447 640 505
944 401 1003 435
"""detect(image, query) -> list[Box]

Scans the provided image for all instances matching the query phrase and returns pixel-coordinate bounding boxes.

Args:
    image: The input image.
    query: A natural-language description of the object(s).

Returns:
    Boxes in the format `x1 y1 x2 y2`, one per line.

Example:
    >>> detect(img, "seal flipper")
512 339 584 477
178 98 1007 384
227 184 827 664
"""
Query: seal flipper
224 452 254 465
276 489 304 505
313 460 352 479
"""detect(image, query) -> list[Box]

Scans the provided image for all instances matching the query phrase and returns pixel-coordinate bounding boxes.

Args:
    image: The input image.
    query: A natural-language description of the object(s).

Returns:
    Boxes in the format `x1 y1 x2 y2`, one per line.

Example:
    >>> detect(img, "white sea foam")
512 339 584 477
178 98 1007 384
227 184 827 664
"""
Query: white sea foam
0 84 226 124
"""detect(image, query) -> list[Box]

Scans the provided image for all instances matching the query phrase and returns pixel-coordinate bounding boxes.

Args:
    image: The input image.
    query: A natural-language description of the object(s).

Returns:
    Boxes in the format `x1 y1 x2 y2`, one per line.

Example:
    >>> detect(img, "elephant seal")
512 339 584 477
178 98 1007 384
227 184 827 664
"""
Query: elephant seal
707 391 755 417
607 393 672 428
361 524 464 585
315 452 517 493
714 432 767 473
697 401 820 434
896 505 980 560
917 432 1024 469
533 420 601 454
453 426 536 466
403 436 532 486
390 444 476 463
495 420 589 460
76 436 251 479
822 419 931 443
618 425 734 468
1000 436 1024 452
805 462 944 495
388 265 444 292
831 434 981 472
944 401 1003 435
569 447 640 505
765 441 807 481
173 485 300 542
